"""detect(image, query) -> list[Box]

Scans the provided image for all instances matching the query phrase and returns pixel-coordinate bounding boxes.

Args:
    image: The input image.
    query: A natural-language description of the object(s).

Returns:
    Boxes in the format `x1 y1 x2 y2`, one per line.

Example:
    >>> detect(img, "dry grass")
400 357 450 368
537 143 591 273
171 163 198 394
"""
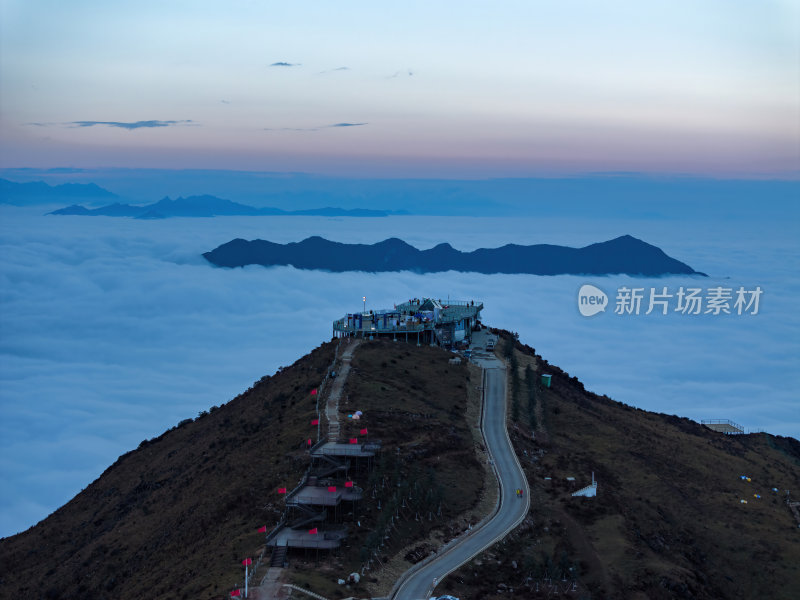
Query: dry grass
5 331 796 600
283 339 486 598
444 331 800 600
0 341 338 599
0 337 490 600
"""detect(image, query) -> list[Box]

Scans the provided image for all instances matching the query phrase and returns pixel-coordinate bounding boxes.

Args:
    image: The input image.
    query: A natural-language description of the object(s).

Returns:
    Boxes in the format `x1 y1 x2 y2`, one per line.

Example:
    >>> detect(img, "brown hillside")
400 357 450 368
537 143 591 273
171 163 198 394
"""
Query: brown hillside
272 340 486 599
0 342 337 599
443 330 800 600
3 332 798 600
0 339 485 600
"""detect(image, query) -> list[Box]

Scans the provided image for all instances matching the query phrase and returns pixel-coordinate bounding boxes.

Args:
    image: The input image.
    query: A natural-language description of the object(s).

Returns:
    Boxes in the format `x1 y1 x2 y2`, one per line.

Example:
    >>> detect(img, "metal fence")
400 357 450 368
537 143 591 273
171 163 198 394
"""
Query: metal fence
701 418 745 434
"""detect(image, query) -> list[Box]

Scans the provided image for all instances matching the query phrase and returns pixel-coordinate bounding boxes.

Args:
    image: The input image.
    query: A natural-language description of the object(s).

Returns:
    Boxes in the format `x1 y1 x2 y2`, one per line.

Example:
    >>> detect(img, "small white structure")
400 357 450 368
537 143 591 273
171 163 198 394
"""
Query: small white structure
572 472 598 498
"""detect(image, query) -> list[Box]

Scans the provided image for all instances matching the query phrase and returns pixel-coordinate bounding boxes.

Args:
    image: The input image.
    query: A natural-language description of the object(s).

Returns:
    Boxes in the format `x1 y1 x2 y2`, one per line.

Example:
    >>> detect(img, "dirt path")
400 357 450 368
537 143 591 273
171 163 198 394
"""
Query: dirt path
250 567 289 599
324 339 360 440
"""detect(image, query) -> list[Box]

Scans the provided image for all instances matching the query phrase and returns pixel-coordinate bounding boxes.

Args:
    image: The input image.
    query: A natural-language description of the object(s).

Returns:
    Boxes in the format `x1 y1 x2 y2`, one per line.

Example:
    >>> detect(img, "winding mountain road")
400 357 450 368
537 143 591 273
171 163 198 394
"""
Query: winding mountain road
390 333 530 600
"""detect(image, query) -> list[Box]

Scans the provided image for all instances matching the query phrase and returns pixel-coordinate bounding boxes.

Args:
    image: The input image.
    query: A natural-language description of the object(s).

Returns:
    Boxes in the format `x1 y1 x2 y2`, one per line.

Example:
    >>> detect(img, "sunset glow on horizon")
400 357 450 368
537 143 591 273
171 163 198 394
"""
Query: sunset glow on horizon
1 0 798 179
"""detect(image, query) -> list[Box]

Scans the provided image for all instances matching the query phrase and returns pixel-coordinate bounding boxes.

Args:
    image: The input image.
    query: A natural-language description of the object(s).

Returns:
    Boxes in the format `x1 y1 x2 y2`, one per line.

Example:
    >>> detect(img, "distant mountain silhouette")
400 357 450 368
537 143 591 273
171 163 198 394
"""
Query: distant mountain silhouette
203 235 707 276
0 178 118 206
48 194 389 218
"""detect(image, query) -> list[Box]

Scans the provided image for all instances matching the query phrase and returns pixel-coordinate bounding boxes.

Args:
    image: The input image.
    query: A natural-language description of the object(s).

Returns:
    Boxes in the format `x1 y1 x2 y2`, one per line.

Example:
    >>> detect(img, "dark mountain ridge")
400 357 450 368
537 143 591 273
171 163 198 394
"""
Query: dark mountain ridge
203 234 707 276
0 178 118 206
47 194 389 218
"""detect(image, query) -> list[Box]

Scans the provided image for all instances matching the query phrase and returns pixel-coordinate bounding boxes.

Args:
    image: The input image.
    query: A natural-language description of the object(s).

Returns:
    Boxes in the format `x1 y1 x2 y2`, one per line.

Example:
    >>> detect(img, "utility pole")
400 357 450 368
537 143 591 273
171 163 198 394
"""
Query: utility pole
241 558 252 598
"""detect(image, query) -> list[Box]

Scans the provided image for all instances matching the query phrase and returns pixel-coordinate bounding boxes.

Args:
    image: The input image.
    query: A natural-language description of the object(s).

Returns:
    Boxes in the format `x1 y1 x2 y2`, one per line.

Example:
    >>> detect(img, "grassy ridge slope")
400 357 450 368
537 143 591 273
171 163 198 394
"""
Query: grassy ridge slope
444 331 800 600
0 339 484 600
0 342 336 599
3 332 797 600
284 340 486 599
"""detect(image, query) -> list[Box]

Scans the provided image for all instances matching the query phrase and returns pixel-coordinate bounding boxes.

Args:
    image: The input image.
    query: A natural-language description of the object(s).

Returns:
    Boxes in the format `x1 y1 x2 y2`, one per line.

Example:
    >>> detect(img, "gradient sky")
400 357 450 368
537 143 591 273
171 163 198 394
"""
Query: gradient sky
1 0 798 177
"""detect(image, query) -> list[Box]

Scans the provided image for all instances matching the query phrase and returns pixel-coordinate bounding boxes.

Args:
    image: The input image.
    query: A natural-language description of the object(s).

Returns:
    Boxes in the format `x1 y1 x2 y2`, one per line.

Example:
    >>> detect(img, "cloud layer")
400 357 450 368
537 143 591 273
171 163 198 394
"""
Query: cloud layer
0 208 797 538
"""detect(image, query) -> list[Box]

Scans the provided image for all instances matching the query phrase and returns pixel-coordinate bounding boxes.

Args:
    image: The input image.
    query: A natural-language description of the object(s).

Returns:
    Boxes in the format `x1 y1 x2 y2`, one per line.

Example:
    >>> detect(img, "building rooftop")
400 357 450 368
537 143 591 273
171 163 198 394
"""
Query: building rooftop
287 484 363 507
310 441 380 458
267 525 348 549
332 297 483 347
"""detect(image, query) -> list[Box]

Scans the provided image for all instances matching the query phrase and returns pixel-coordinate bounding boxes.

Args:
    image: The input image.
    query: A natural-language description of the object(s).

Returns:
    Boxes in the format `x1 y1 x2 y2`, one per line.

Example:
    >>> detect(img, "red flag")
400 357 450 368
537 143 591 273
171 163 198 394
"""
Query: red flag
360 428 368 435
242 557 252 566
311 419 319 425
308 527 318 534
258 525 267 533
307 438 312 446
345 481 354 488
278 487 287 494
328 486 336 492
349 438 358 444
231 590 241 598
310 389 318 395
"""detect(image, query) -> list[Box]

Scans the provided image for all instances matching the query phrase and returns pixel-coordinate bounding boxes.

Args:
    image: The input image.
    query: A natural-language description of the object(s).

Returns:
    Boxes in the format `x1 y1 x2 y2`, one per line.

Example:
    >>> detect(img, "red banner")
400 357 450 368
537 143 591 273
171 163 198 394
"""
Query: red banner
349 438 358 444
242 558 252 566
230 590 241 597
258 525 267 533
328 486 336 492
310 389 317 395
345 481 354 488
308 527 318 534
360 428 368 435
278 487 287 494
311 419 319 425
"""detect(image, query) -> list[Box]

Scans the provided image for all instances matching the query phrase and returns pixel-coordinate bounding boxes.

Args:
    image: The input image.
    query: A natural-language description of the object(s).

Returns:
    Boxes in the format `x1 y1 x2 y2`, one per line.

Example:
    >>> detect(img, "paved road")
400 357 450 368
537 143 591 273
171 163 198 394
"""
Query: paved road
391 332 530 600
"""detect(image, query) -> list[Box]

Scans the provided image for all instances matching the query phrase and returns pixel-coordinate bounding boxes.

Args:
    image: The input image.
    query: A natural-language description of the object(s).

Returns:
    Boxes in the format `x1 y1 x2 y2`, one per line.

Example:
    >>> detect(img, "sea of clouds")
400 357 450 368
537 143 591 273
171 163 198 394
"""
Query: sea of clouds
1 206 798 538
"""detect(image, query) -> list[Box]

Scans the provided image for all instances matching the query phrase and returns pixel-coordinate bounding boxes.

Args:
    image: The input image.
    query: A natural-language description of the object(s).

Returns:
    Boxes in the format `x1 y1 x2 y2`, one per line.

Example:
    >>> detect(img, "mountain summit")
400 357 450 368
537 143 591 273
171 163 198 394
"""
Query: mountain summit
1 332 796 599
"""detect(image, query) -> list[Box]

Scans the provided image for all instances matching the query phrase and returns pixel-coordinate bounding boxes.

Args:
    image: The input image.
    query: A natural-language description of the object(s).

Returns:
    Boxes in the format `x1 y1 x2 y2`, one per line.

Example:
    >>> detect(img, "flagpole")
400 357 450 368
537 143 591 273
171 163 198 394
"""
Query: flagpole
245 562 248 598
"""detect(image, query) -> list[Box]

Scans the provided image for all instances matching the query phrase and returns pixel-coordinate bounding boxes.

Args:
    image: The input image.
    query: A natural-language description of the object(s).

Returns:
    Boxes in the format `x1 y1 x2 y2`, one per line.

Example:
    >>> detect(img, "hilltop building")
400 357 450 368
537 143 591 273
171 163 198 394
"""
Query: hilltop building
332 297 483 347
